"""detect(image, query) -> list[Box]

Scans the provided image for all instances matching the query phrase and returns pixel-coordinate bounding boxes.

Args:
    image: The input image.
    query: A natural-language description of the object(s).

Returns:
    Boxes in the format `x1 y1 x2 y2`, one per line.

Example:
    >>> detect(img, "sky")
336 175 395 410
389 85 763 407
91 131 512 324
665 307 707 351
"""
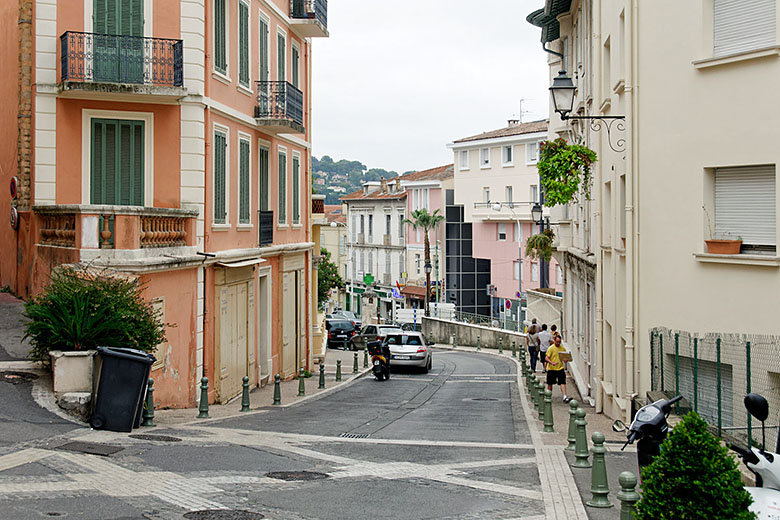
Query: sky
311 0 550 174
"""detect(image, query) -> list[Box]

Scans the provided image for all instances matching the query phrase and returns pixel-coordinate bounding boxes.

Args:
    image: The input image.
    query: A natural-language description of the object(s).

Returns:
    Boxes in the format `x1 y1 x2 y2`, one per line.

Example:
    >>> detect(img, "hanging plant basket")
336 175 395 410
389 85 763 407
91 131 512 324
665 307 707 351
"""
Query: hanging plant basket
525 228 556 262
537 138 598 206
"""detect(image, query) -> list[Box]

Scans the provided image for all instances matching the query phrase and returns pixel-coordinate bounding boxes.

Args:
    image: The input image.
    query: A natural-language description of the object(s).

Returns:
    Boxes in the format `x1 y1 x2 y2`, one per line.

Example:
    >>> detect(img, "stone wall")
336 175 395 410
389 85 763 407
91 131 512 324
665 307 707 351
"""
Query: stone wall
526 289 562 330
423 317 527 351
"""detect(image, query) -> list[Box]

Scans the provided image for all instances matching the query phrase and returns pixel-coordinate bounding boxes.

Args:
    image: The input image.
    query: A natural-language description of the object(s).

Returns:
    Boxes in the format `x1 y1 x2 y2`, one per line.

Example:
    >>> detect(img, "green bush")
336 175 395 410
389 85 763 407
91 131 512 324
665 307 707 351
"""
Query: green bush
635 411 755 520
24 266 166 363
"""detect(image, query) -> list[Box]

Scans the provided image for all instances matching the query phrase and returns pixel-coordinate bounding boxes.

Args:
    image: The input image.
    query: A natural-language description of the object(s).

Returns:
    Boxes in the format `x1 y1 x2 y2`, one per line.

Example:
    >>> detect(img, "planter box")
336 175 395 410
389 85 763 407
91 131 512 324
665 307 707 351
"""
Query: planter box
705 239 742 255
50 350 97 395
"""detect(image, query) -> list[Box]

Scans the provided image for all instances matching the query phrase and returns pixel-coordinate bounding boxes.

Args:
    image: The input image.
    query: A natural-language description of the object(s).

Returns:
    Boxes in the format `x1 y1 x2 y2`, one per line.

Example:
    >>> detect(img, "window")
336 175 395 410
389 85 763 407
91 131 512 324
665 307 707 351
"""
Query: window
93 0 143 82
530 185 538 203
214 0 227 75
90 118 144 206
385 252 391 277
399 253 404 275
503 145 513 166
505 186 513 204
368 252 373 274
532 262 539 282
291 43 300 88
258 146 269 211
213 129 228 224
360 214 365 235
557 265 563 284
368 214 373 239
277 31 286 82
292 154 300 224
714 165 776 250
562 36 569 74
399 213 404 238
480 148 490 168
483 187 490 203
238 137 250 224
514 261 520 280
277 148 287 224
351 214 357 242
360 251 365 273
385 214 391 235
714 0 776 58
258 15 269 81
339 235 345 255
459 150 469 170
415 254 421 274
238 0 249 87
527 141 541 164
603 37 611 101
498 223 507 241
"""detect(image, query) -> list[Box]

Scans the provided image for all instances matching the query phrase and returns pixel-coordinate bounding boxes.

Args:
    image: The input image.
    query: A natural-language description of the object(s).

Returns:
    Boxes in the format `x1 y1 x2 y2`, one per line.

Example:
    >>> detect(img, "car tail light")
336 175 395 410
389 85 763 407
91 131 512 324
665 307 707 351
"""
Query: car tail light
417 346 427 353
378 335 384 341
328 331 332 338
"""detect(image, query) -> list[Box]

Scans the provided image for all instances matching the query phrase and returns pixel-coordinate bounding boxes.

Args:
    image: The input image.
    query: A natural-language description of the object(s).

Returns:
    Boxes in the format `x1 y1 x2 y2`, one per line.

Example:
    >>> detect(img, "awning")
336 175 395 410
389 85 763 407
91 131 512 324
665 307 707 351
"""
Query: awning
401 285 427 298
217 258 266 268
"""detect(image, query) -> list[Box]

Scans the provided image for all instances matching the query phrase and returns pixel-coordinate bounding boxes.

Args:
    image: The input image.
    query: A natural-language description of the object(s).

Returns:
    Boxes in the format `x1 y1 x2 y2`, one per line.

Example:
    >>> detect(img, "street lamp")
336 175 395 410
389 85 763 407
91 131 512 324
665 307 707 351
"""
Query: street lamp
531 203 549 289
424 261 432 317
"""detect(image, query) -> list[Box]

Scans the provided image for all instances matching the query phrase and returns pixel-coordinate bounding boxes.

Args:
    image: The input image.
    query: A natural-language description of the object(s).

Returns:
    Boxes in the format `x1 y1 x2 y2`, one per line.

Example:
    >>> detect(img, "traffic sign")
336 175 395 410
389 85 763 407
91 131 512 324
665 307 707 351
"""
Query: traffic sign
505 300 512 310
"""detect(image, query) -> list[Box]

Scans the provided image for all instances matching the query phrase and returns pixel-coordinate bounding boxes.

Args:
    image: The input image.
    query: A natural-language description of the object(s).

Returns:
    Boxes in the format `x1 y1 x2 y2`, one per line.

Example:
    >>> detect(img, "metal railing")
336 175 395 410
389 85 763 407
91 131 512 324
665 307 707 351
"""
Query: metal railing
60 31 183 87
290 0 328 29
258 210 274 246
255 81 304 126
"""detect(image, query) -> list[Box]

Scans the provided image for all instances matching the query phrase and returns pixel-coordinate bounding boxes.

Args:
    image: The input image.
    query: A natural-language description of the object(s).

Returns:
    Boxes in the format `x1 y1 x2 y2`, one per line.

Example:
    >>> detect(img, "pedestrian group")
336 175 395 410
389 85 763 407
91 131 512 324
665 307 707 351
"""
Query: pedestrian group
526 318 571 403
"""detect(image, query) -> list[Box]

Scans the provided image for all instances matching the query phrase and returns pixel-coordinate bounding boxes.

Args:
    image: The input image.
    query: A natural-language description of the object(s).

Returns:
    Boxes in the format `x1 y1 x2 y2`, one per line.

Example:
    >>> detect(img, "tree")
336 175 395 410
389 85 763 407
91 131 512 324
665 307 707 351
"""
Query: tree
635 411 755 520
317 248 344 310
403 209 445 316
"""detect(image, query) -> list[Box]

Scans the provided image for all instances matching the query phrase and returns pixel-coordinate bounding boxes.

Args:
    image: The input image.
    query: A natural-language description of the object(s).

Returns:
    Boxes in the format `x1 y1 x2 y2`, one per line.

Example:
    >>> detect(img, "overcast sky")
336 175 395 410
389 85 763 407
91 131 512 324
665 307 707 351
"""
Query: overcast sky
311 0 550 174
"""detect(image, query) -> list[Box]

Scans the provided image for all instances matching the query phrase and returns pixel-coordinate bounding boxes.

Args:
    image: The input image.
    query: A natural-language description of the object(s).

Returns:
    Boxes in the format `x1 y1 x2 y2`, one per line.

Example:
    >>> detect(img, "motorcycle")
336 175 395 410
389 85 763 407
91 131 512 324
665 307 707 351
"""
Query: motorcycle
613 394 683 472
366 340 390 381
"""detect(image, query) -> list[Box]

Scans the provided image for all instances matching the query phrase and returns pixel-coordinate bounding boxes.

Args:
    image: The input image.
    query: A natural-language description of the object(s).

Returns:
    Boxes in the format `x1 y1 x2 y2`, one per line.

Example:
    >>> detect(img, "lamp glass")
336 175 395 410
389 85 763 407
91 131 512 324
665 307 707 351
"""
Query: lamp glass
550 70 576 117
491 202 502 212
531 203 543 222
424 263 432 274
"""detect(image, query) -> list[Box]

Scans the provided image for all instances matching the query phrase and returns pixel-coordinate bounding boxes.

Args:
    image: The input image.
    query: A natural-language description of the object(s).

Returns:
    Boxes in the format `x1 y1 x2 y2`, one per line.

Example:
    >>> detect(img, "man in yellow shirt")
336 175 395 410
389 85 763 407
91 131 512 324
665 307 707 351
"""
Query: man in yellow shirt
545 334 571 403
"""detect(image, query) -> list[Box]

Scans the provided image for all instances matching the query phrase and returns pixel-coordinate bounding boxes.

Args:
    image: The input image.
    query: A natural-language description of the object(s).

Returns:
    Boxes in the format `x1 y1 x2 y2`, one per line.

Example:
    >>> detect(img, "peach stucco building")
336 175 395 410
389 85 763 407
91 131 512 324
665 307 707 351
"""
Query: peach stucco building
1 0 328 407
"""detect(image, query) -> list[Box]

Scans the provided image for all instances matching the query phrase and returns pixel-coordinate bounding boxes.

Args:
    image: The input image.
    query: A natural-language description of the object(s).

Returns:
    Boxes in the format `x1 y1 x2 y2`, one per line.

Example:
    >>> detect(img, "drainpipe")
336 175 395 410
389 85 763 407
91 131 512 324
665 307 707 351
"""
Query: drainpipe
594 0 605 415
196 252 215 384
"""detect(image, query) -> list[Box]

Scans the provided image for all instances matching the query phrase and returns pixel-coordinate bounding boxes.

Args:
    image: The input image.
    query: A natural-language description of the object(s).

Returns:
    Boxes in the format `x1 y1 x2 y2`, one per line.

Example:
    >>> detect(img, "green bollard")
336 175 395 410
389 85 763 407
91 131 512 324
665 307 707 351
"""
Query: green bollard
240 376 250 412
336 360 342 382
429 332 435 345
617 471 640 519
141 378 155 427
567 399 580 451
498 337 503 354
363 347 369 369
197 377 209 418
533 378 542 411
272 374 281 405
297 367 306 396
512 340 517 358
543 389 554 432
476 336 481 351
538 382 546 421
586 432 613 508
318 363 326 389
572 408 592 468
353 352 359 373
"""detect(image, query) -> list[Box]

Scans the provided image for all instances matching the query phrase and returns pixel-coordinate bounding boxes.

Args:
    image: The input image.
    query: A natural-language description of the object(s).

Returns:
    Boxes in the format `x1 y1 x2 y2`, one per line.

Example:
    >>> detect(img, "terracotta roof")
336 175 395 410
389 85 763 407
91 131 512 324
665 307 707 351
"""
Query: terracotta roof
340 183 407 202
323 205 346 224
400 164 454 182
401 285 427 298
453 120 548 143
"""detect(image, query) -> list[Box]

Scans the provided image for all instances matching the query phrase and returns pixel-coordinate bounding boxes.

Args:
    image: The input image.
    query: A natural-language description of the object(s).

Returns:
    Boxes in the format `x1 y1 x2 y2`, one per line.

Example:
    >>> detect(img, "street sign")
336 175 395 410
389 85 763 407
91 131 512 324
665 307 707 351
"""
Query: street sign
391 288 401 299
505 300 512 309
363 273 374 285
516 291 522 299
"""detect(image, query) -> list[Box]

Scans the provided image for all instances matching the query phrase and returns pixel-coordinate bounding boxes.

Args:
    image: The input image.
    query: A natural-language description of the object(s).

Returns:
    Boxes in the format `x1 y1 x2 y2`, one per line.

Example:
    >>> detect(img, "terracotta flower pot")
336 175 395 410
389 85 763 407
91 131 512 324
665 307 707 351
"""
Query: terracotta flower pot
705 239 742 255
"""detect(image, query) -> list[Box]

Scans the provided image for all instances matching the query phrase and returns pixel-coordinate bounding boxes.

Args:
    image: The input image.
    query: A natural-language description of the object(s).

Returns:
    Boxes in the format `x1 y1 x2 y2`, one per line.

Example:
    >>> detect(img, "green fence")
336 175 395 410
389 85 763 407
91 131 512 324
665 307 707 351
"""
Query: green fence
650 327 780 449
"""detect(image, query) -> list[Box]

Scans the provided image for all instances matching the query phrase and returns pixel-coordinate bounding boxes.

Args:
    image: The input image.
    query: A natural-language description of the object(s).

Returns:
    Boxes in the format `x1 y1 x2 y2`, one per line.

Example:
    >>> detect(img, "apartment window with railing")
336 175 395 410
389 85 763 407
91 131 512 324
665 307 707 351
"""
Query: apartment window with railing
238 137 250 224
214 0 227 75
238 0 249 87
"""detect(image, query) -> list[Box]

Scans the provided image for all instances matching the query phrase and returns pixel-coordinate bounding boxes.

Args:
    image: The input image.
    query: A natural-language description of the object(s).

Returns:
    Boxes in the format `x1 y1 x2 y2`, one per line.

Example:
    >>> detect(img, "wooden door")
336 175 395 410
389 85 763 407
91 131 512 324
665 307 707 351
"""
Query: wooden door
218 282 249 402
282 272 296 377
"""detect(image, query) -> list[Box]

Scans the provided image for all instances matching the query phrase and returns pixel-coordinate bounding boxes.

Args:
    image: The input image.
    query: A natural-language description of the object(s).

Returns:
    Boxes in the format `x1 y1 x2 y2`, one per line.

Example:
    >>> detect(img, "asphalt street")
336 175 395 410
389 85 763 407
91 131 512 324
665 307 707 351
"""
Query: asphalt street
0 350 558 520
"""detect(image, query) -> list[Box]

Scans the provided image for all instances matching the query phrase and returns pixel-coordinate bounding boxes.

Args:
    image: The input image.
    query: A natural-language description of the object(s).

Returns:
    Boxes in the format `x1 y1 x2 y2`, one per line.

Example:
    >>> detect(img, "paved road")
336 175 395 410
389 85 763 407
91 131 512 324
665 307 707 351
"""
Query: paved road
0 350 554 519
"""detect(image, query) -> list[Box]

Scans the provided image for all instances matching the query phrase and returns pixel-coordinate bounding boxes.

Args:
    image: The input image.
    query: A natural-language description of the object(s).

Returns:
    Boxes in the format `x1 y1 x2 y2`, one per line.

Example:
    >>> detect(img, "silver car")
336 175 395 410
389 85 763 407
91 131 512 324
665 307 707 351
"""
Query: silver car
382 332 432 373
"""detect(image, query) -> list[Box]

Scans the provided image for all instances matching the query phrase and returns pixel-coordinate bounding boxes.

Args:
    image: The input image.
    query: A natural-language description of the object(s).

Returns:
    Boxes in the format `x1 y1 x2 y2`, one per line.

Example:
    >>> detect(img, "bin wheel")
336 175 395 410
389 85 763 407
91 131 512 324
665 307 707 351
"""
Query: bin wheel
91 415 105 429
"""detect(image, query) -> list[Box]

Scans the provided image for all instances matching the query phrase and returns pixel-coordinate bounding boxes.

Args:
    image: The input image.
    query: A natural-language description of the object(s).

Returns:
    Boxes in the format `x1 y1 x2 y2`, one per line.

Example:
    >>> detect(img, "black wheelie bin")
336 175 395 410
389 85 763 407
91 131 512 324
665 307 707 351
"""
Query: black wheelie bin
91 347 156 432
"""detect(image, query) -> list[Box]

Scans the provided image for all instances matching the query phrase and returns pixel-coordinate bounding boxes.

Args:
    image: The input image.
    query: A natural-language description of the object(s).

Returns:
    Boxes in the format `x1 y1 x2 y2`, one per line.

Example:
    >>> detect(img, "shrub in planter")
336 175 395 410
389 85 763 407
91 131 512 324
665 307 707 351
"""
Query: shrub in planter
525 228 556 262
24 266 166 364
537 138 598 207
635 411 755 520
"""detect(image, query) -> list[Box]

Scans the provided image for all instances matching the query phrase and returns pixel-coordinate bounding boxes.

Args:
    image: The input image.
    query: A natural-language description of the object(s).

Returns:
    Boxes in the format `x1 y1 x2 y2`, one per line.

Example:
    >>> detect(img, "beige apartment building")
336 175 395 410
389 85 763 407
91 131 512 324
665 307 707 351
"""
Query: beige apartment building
528 0 780 421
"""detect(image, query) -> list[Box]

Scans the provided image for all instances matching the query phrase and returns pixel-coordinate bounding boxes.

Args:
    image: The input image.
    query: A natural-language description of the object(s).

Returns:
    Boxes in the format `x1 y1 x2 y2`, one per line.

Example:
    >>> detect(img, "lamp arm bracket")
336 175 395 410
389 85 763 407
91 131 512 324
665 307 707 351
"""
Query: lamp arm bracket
562 115 627 153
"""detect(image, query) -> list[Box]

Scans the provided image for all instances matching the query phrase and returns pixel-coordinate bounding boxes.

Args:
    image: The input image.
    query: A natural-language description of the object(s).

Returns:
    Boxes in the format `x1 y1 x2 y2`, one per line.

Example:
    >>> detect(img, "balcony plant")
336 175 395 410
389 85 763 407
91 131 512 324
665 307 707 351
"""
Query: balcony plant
703 206 742 254
537 138 598 206
525 228 556 262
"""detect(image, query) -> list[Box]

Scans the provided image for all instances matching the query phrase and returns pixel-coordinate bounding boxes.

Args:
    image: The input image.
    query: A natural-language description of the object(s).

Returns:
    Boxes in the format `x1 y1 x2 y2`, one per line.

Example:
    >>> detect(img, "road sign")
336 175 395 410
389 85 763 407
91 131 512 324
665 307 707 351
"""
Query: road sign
516 291 522 299
505 300 512 310
391 288 401 299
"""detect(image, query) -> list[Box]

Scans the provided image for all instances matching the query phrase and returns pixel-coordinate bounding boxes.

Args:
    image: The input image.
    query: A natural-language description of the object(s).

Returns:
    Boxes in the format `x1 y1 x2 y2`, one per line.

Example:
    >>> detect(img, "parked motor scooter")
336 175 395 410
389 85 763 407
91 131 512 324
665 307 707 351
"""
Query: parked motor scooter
366 340 390 381
612 394 683 472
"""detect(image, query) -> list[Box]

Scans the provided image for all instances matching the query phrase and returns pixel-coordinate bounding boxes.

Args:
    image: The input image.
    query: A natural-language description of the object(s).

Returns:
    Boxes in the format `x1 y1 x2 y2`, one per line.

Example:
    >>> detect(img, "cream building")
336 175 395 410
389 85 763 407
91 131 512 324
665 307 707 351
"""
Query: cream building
320 204 348 311
528 0 780 420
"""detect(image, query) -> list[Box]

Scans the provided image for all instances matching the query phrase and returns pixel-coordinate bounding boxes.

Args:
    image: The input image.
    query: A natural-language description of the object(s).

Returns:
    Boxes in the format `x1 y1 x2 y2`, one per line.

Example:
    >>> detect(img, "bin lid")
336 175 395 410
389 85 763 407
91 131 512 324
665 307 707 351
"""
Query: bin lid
97 346 156 365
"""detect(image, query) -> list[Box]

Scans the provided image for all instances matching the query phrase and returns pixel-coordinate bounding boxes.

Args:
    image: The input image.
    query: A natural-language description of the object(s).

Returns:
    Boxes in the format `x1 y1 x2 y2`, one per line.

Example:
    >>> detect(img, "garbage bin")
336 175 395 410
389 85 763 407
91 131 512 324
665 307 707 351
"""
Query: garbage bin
91 347 155 433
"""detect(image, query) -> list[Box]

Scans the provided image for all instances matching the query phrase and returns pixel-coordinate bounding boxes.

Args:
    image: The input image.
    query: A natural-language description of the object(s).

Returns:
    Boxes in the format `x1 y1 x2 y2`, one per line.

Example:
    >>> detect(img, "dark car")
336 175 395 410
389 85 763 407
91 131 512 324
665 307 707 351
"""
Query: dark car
331 310 361 330
349 324 403 351
326 320 357 350
401 322 422 332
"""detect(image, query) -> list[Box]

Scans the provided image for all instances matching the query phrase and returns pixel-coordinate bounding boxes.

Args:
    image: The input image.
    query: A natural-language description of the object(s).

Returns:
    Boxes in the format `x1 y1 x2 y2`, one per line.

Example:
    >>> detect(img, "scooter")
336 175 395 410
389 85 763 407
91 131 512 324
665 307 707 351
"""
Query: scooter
613 394 683 472
366 340 390 381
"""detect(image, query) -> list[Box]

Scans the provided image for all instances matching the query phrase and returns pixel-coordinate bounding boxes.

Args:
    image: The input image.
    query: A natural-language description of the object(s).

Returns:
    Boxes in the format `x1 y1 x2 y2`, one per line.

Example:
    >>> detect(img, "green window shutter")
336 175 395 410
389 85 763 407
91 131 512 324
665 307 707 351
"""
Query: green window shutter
91 118 143 206
278 152 286 223
292 156 300 223
214 0 227 74
239 140 250 224
94 0 118 34
214 132 227 224
277 33 285 82
259 147 269 211
239 2 249 86
259 18 269 81
119 0 143 36
292 46 299 88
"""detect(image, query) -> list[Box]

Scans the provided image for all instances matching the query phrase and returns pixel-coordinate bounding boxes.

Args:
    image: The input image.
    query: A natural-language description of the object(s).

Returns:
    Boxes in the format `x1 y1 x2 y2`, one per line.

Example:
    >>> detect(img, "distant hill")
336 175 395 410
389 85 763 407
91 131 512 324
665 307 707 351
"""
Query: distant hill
312 156 407 204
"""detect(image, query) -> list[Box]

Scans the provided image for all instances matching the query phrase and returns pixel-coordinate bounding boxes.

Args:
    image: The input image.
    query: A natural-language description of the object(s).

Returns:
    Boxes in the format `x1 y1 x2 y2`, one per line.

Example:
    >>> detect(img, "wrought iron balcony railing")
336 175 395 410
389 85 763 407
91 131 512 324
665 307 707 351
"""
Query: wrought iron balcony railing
60 31 183 87
258 210 274 247
255 81 304 126
290 0 328 30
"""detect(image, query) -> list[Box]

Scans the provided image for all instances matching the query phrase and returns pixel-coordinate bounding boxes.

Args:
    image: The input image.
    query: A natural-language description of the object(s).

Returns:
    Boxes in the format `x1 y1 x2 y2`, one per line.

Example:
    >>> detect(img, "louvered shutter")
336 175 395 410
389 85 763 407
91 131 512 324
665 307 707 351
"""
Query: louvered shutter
714 0 776 57
214 0 227 74
259 147 269 211
239 140 250 224
119 0 142 36
239 2 249 86
277 33 286 82
714 165 776 246
292 46 299 88
259 19 269 81
91 118 143 205
214 132 227 224
292 156 300 223
278 152 287 224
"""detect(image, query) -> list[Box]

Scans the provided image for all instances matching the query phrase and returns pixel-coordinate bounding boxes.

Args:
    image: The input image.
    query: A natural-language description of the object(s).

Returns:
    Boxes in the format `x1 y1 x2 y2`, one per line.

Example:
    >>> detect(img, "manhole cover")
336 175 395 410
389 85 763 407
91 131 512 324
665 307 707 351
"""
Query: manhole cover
56 441 124 457
128 434 182 442
0 371 38 384
339 433 370 439
183 511 264 520
265 471 329 481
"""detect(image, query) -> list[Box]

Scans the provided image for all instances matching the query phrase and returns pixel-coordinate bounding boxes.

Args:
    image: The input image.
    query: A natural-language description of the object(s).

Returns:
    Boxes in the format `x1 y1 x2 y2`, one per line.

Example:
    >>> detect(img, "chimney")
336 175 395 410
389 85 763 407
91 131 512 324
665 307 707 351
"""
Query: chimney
395 177 402 191
363 183 369 195
508 118 521 127
380 177 387 193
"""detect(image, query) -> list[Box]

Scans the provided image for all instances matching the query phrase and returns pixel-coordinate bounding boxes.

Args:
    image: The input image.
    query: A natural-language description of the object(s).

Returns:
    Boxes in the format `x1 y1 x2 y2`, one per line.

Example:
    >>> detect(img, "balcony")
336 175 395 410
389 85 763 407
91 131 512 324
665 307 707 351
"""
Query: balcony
255 81 305 134
59 32 186 101
258 210 274 247
290 0 328 38
312 194 327 226
472 201 536 221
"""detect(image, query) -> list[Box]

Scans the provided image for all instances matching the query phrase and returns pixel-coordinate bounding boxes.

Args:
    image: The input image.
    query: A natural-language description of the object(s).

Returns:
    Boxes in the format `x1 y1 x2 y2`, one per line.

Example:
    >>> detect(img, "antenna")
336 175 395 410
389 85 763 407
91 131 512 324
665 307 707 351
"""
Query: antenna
509 98 533 126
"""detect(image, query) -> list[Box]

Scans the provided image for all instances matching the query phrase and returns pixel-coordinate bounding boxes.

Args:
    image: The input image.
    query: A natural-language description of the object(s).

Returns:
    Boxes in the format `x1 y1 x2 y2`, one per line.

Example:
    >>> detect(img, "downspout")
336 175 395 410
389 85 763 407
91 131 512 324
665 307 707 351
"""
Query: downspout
594 0 605 415
197 252 216 388
542 42 564 59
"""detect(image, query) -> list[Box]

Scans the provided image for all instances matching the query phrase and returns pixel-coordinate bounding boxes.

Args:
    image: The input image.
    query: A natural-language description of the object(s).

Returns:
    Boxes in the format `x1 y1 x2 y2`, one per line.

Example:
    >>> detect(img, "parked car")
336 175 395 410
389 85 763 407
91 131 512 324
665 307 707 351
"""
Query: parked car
350 324 402 351
401 322 422 332
382 332 432 373
325 320 357 350
331 310 361 330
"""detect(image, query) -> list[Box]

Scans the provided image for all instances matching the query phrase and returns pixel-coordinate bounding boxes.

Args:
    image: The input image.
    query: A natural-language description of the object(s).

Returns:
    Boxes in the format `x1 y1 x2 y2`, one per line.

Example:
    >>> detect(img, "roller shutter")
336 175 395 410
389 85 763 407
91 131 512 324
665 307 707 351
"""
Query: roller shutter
714 0 776 57
714 165 776 246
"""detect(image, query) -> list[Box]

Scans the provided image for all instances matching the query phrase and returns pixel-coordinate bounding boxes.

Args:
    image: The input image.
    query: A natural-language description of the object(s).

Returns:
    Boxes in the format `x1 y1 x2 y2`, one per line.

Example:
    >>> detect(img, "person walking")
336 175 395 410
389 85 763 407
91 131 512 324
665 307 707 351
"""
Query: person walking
526 319 541 371
538 324 553 373
545 334 571 402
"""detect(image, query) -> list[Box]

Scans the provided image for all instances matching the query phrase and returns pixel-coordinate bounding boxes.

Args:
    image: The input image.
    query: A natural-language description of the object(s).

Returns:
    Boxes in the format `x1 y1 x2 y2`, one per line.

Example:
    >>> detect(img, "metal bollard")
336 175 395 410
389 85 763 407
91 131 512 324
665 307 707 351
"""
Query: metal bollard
272 374 281 405
197 377 209 418
567 399 579 451
512 340 517 358
586 432 613 508
318 363 326 389
240 376 250 412
572 408 592 468
538 382 546 421
617 471 640 519
543 389 554 432
498 337 503 354
297 368 306 396
533 378 542 411
363 347 369 368
450 334 456 348
477 336 481 351
141 378 155 427
429 332 435 346
336 360 342 382
353 352 359 373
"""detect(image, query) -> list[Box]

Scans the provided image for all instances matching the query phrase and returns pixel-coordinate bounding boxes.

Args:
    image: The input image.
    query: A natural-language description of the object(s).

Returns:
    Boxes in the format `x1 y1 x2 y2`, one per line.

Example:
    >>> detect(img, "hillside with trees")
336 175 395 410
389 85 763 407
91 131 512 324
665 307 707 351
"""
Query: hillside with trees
312 156 406 204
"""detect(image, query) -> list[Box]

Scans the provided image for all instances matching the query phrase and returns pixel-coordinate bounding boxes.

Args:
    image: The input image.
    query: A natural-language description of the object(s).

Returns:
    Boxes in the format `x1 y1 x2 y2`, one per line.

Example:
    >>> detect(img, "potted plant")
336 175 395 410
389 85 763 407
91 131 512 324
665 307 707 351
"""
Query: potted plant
703 206 743 254
537 138 598 206
525 228 556 262
24 265 166 395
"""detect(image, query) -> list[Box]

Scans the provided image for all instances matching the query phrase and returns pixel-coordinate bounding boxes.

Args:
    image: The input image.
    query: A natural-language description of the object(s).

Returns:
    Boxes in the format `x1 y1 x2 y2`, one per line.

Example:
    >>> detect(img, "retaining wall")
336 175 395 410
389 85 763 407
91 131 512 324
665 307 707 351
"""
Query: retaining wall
423 317 527 350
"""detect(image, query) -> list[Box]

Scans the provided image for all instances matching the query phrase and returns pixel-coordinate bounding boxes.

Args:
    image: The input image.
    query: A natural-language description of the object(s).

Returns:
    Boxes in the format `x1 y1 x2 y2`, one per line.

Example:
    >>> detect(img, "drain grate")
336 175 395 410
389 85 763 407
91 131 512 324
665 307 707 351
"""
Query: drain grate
0 371 38 385
56 441 124 457
265 471 329 481
339 433 370 439
128 434 182 443
184 511 264 520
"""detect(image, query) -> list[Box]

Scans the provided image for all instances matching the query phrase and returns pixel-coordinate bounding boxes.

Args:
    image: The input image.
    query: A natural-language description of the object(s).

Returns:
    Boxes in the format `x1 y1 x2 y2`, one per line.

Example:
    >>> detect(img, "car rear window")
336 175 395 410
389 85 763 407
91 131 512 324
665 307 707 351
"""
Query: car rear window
385 334 423 345
329 320 353 329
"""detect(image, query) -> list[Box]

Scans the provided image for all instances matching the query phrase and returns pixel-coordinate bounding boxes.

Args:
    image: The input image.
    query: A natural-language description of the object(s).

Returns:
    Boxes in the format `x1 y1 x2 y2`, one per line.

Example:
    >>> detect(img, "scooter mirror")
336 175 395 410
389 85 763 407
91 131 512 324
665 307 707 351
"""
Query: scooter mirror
612 420 627 432
745 393 769 422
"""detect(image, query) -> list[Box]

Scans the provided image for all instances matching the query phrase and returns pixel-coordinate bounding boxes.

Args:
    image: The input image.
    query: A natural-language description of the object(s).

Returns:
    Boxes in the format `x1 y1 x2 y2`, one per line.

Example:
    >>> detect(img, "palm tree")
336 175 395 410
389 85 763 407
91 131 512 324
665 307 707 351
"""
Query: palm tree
404 209 445 316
